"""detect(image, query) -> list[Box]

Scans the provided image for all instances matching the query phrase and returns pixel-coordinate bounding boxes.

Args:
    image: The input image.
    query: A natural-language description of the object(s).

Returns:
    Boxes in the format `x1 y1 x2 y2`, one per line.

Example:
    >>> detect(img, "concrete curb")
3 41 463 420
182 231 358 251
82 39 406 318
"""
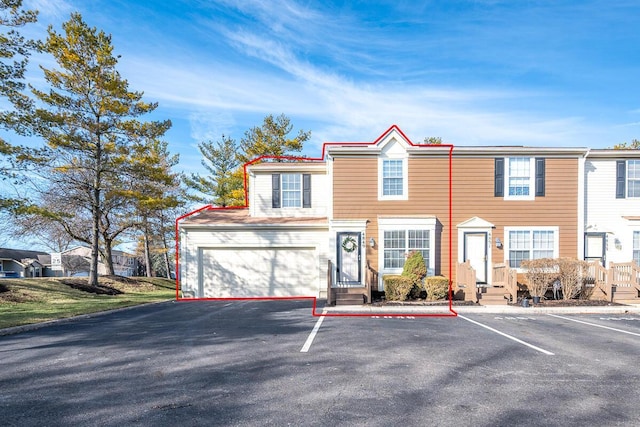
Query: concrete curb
0 299 174 337
324 304 640 315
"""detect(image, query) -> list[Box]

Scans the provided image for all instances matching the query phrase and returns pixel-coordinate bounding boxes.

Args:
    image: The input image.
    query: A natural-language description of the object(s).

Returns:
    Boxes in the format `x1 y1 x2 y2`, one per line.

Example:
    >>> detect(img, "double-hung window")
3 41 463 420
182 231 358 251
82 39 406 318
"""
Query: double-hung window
506 228 557 268
495 157 545 200
281 174 301 207
378 156 408 200
272 173 311 208
382 159 403 196
627 160 640 198
634 231 640 266
508 157 531 197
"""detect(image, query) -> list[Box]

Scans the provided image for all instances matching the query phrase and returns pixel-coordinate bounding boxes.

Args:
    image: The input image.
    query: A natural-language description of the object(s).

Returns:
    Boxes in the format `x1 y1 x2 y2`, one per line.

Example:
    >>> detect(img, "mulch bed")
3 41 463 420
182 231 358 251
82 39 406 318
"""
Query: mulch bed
372 299 477 307
512 298 625 307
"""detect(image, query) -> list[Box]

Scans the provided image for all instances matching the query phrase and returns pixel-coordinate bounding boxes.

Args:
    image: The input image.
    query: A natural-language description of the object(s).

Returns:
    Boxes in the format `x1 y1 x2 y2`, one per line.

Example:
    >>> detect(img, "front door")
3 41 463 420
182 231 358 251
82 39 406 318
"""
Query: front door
464 232 488 284
337 232 361 286
585 233 606 266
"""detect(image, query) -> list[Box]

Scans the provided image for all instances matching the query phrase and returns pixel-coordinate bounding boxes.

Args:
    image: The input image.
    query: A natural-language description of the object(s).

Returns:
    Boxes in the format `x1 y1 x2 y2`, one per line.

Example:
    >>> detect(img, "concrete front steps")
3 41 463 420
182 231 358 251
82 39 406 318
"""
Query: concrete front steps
476 286 511 305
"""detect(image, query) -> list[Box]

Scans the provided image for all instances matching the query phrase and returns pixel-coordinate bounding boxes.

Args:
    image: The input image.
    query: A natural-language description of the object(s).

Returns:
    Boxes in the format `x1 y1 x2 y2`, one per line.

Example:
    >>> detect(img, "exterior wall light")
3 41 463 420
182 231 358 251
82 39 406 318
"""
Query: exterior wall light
369 237 375 247
495 238 503 249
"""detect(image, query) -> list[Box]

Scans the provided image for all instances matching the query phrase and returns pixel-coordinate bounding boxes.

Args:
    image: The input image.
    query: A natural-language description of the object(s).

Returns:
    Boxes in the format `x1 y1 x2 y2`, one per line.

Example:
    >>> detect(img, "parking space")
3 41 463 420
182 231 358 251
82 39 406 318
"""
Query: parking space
1 301 639 426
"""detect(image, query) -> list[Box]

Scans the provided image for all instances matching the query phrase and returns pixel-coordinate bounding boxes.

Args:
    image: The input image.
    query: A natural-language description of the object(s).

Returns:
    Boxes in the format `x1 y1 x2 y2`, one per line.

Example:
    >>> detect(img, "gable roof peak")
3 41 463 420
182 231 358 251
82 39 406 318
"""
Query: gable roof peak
373 125 414 149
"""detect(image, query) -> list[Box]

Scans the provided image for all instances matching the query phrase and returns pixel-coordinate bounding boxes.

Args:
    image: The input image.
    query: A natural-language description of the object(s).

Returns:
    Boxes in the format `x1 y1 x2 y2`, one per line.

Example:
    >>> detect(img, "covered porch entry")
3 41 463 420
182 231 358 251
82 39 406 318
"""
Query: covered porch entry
456 217 517 305
327 220 371 305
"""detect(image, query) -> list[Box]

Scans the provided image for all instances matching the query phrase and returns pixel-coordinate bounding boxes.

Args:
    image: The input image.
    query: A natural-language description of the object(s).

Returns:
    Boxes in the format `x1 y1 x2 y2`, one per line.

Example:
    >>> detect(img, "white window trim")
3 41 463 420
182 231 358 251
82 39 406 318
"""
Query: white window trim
281 173 302 208
504 157 535 201
378 218 436 289
378 156 408 201
504 226 559 271
627 160 640 199
633 229 640 265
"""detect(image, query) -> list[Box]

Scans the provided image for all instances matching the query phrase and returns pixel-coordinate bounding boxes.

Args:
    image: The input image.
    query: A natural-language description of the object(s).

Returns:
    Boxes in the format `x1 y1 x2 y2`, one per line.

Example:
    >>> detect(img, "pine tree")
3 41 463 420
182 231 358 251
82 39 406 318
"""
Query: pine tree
25 13 172 286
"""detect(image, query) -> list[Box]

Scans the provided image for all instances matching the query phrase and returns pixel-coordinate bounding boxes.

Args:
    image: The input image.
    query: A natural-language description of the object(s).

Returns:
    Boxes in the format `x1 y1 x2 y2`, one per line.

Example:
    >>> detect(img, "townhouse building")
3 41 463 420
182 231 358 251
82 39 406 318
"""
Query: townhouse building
178 126 638 304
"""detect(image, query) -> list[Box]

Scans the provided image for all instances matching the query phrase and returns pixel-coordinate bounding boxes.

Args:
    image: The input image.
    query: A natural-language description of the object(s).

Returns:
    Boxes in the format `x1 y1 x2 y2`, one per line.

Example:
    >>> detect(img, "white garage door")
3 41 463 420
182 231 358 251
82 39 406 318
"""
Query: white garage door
199 247 318 298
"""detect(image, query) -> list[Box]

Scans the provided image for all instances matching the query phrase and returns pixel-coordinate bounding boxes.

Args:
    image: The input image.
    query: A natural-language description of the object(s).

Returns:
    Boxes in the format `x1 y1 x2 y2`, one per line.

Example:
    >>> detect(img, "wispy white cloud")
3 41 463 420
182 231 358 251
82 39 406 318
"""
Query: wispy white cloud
24 0 73 19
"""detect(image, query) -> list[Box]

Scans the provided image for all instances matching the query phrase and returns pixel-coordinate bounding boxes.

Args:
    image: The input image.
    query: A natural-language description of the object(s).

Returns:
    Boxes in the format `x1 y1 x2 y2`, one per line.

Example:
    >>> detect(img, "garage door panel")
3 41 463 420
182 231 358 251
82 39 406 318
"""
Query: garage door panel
200 248 317 298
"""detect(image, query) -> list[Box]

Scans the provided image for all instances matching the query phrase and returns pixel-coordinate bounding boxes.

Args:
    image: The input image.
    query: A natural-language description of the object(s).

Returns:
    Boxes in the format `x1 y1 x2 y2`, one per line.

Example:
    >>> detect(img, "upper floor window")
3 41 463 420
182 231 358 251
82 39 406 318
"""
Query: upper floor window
627 160 640 198
272 173 311 208
495 157 545 200
383 159 403 196
281 174 301 207
508 157 531 197
615 160 640 199
378 158 408 200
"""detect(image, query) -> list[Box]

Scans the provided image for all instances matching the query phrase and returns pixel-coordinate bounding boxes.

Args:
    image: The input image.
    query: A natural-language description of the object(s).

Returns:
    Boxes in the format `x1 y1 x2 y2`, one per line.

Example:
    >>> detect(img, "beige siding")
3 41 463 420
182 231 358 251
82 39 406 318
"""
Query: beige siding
333 156 579 284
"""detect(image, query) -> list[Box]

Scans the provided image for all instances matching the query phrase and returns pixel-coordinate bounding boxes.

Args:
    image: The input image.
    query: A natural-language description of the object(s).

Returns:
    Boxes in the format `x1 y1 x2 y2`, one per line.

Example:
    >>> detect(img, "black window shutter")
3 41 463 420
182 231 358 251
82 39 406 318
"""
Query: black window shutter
616 161 626 199
535 158 545 197
302 174 311 208
272 174 281 208
494 158 504 197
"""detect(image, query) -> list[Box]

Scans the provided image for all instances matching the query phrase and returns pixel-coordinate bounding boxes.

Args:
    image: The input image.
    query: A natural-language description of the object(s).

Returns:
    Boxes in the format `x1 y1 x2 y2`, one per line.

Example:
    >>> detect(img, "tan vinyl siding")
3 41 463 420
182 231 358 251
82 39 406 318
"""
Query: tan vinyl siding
333 156 579 283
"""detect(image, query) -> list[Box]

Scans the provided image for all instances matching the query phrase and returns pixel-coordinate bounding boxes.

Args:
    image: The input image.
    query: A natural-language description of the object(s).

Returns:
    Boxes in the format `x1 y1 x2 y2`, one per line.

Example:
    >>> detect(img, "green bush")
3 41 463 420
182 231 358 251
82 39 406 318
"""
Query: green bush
383 275 414 301
401 251 427 286
424 276 450 300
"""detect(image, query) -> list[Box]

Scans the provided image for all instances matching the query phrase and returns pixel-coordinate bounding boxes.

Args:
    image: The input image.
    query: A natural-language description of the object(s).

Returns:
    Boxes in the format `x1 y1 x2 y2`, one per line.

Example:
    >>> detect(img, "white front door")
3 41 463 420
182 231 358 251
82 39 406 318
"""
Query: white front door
585 233 606 266
337 232 361 286
464 232 488 284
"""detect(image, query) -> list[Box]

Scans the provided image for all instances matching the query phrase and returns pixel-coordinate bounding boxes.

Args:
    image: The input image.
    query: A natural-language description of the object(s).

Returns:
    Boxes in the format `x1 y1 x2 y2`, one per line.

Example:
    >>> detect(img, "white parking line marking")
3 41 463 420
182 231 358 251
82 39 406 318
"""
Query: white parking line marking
300 308 327 353
458 315 554 355
547 314 640 337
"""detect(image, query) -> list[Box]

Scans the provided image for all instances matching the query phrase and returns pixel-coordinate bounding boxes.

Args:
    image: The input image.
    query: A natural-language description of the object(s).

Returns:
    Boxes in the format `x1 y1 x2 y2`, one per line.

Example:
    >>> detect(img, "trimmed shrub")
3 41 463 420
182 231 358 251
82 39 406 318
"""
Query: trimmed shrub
424 276 450 301
402 251 427 299
383 275 414 301
401 251 427 285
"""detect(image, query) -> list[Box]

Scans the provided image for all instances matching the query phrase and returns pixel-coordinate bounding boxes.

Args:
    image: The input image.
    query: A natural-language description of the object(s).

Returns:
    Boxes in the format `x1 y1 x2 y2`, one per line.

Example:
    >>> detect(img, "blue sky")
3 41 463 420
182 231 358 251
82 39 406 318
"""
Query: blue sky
19 0 640 174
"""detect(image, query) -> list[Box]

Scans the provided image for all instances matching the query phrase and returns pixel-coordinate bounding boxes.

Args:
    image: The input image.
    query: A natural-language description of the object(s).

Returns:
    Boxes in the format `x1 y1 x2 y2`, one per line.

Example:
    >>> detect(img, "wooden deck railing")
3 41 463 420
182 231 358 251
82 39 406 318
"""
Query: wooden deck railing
326 259 334 305
365 261 376 304
609 262 640 288
456 261 477 301
492 263 518 302
585 261 611 301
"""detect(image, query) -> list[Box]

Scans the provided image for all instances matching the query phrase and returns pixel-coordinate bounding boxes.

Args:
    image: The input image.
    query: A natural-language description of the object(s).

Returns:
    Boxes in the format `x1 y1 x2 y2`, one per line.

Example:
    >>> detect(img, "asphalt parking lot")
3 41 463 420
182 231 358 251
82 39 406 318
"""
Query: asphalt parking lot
1 300 639 426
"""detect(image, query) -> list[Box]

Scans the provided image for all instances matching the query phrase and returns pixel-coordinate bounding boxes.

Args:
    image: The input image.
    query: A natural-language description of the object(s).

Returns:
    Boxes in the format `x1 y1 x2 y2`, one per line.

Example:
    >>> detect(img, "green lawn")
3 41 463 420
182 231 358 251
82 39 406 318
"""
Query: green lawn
0 276 175 329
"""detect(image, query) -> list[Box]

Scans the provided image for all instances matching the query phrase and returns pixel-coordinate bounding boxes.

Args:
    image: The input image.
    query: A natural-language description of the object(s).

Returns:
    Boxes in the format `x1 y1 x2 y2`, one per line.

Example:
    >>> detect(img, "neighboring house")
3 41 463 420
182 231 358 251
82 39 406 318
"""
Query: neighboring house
178 125 640 303
0 248 53 278
179 162 329 298
61 246 138 277
584 149 640 267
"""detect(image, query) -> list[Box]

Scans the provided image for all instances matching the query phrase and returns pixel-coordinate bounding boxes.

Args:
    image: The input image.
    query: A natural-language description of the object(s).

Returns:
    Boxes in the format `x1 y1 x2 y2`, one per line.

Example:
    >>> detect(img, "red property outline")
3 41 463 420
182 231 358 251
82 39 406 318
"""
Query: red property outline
175 125 458 317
